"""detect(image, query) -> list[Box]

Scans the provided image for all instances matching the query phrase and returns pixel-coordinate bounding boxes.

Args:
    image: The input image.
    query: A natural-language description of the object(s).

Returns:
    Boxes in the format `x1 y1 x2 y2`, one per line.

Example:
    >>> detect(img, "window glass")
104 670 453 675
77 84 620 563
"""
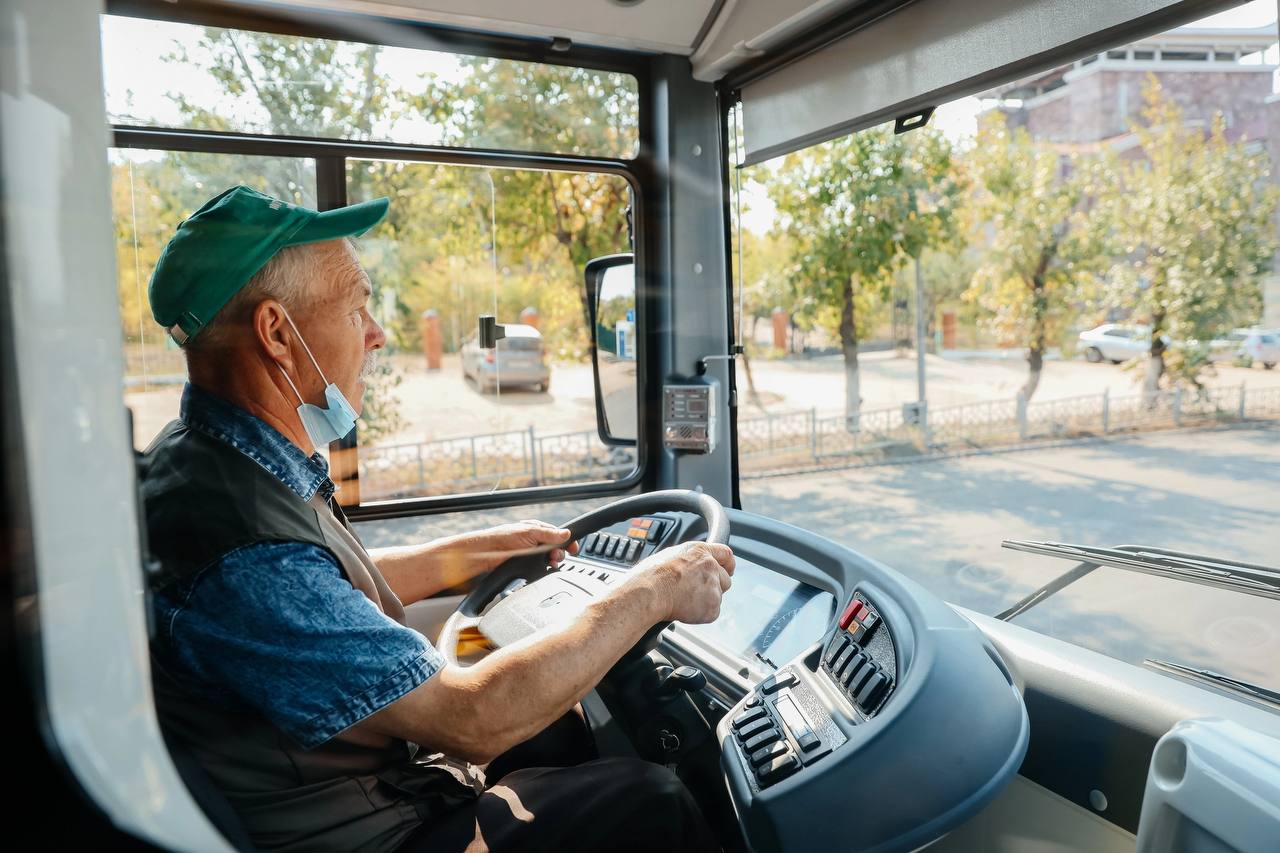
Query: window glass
100 15 639 159
346 159 636 500
113 150 316 449
733 1 1280 691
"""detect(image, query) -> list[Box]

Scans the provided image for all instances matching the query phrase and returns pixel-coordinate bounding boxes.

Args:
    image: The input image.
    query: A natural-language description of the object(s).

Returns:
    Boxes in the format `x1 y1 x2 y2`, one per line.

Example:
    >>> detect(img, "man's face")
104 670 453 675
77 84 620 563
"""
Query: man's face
291 239 386 415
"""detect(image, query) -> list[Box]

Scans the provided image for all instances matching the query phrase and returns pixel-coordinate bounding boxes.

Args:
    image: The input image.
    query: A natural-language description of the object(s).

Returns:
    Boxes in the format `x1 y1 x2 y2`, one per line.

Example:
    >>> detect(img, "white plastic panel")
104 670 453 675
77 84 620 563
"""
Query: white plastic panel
1 0 230 849
928 774 1135 853
1136 718 1280 853
740 0 1226 164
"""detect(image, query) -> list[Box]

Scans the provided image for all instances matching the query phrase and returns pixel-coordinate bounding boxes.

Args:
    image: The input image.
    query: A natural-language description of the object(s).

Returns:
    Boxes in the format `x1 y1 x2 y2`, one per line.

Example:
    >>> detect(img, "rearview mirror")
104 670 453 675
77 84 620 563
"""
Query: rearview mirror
585 254 637 445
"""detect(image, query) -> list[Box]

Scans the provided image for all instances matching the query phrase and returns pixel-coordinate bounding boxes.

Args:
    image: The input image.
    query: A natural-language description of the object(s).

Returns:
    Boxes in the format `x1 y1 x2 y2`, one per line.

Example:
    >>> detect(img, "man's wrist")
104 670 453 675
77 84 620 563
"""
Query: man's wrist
631 564 674 624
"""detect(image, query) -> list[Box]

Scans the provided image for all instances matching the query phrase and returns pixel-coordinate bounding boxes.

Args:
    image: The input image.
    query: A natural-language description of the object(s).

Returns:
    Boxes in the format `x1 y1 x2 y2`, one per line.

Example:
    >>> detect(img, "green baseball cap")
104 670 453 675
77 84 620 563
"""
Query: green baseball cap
148 185 389 345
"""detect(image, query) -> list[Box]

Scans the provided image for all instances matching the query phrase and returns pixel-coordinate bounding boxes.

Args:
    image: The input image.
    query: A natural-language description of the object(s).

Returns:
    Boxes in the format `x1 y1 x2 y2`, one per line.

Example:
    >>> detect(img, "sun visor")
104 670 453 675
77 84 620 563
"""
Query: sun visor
740 0 1236 165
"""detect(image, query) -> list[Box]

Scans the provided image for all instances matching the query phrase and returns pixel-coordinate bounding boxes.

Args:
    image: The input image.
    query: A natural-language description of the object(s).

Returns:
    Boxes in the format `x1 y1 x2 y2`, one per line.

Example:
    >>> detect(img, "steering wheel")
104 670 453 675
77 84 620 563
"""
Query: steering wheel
437 489 730 666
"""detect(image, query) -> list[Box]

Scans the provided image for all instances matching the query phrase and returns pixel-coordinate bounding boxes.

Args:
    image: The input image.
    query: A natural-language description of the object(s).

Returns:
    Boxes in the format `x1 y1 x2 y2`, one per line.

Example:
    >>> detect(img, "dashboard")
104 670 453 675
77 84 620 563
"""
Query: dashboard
490 505 1029 853
684 510 1028 853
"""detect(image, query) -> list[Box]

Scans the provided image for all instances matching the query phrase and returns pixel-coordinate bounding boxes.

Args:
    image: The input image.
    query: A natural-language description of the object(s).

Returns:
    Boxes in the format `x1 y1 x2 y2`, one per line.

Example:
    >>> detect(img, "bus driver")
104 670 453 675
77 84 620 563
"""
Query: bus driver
139 185 735 852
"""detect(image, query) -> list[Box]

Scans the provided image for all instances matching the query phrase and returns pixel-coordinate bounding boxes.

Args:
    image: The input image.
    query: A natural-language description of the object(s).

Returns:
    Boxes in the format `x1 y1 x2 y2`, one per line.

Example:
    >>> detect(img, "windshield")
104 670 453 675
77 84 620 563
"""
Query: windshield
732 0 1280 693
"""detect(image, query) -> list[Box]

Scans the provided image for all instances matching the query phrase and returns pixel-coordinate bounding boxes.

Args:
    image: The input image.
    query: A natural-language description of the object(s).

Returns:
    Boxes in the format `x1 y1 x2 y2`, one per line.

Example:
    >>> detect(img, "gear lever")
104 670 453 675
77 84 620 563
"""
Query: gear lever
647 664 707 702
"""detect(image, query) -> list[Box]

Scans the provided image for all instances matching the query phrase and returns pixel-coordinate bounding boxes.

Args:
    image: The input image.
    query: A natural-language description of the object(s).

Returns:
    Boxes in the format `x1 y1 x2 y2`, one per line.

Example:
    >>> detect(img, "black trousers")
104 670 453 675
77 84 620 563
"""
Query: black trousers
397 712 718 852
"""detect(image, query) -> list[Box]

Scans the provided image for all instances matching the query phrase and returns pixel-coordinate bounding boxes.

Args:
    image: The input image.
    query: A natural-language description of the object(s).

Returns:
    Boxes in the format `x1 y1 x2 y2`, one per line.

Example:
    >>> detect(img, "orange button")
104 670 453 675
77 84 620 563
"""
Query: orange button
627 527 648 538
630 518 653 529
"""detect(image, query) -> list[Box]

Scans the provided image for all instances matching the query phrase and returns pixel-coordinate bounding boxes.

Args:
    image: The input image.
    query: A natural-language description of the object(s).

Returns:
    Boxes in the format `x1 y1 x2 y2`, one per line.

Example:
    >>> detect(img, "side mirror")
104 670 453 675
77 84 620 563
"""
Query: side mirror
585 254 637 445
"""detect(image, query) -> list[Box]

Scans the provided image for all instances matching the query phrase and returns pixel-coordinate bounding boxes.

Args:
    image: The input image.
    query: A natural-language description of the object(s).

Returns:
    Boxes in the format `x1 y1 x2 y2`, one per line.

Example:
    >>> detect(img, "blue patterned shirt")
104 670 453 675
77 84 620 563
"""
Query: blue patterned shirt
150 384 443 749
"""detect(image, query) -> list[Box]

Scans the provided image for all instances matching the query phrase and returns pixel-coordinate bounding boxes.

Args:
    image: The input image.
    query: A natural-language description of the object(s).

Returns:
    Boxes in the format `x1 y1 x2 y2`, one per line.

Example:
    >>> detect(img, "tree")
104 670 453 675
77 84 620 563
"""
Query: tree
1107 78 1277 392
408 58 636 340
964 113 1111 400
767 126 959 426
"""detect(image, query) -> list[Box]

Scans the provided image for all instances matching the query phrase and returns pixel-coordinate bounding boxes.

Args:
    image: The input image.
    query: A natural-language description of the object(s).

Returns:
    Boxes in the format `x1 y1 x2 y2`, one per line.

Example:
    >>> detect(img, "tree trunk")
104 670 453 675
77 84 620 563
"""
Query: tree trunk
1021 346 1043 401
1145 310 1166 398
544 173 594 337
1020 257 1051 402
840 277 861 430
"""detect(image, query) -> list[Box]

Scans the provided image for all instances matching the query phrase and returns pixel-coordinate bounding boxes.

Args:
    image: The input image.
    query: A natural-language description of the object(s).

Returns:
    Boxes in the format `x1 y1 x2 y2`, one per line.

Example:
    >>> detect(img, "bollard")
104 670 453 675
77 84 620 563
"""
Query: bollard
941 311 957 350
420 309 443 370
771 308 789 351
1101 388 1110 434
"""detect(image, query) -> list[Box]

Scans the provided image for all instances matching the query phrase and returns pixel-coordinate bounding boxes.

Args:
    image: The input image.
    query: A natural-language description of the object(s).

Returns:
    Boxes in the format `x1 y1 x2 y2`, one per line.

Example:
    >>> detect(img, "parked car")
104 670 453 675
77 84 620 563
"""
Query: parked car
1204 329 1250 364
1234 328 1279 369
460 323 551 392
1078 324 1151 363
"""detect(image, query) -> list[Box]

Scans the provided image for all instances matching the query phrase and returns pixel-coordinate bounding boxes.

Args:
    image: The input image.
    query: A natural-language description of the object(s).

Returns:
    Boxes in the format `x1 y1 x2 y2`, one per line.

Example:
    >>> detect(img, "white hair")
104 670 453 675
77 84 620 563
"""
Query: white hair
183 240 347 358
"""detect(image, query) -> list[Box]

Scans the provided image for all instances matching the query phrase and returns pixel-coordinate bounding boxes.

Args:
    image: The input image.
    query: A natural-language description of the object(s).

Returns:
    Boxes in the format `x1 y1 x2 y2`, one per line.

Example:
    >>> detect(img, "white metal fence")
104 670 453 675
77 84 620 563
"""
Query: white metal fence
357 384 1280 499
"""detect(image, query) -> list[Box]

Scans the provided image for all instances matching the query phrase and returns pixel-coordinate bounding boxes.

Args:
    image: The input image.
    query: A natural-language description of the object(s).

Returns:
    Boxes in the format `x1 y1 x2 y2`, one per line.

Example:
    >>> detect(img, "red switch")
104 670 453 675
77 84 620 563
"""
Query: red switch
839 599 866 630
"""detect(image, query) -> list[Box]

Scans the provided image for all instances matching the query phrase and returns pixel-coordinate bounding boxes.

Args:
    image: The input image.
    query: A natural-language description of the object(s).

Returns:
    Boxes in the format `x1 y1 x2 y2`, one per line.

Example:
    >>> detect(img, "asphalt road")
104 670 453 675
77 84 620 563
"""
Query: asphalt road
362 424 1280 688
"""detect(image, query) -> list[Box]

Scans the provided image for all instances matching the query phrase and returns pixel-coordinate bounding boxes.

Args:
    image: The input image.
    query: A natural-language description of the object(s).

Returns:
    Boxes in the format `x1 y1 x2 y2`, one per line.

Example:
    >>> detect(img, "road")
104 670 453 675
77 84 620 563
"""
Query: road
361 424 1280 688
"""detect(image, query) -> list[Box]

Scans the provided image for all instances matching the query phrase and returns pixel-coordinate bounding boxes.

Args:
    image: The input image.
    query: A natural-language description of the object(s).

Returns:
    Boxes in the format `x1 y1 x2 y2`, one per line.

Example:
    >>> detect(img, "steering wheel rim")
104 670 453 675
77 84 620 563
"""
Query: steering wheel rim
437 489 729 666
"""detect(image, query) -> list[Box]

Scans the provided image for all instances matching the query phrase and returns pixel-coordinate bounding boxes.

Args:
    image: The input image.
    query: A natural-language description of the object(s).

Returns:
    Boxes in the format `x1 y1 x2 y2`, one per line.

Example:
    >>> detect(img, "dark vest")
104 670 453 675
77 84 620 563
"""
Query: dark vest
140 420 478 853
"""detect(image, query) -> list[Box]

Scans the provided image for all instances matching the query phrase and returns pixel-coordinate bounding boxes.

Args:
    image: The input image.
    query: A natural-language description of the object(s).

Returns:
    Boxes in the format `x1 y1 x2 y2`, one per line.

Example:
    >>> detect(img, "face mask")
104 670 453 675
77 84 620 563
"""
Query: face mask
277 309 360 449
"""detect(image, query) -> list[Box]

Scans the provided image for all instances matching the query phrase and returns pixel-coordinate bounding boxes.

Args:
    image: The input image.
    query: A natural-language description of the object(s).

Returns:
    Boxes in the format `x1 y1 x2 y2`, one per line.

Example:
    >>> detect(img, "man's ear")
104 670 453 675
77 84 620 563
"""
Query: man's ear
253 300 294 373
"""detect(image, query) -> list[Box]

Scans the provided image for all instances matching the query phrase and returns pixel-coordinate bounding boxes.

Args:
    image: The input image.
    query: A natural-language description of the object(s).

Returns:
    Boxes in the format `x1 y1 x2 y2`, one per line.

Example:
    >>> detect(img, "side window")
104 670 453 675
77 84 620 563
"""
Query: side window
346 161 637 501
105 15 644 504
112 150 316 449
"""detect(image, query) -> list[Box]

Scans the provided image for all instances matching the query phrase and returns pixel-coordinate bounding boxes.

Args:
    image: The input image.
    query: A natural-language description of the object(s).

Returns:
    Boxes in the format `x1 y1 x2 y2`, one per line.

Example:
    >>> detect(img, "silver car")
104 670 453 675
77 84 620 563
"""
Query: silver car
460 323 551 392
1078 323 1151 363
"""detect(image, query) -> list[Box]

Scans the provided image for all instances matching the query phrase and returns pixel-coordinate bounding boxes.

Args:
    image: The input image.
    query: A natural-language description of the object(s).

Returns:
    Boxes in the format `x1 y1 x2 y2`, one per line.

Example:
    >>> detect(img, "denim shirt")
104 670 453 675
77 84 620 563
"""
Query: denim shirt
151 384 443 749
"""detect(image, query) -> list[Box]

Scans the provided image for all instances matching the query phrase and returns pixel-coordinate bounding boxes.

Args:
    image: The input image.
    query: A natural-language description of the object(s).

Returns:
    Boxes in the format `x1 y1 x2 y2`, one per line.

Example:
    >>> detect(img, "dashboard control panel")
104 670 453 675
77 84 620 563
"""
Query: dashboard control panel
728 667 846 790
574 516 672 570
711 510 1029 853
821 592 896 715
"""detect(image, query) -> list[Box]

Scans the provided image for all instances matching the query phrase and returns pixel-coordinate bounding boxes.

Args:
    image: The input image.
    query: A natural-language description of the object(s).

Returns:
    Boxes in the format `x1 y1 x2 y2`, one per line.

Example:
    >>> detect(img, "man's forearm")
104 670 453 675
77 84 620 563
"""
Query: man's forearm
370 536 479 604
374 574 671 763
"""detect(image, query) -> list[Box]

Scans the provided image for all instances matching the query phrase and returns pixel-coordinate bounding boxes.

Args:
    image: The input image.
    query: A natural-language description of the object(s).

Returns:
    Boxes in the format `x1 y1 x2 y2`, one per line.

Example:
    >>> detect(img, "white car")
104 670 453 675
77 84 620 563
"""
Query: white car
1236 328 1279 369
1078 324 1151 363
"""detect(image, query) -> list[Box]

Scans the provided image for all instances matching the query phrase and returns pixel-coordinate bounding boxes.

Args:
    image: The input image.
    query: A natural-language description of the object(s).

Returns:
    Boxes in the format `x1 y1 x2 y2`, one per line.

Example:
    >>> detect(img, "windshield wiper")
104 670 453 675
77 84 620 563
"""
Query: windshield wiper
1144 658 1280 712
999 541 1280 615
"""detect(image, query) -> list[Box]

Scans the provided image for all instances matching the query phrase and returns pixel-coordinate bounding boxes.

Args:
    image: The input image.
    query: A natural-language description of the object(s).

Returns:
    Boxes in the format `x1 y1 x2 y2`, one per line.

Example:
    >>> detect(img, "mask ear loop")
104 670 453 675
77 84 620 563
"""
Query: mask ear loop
277 362 308 408
281 307 331 386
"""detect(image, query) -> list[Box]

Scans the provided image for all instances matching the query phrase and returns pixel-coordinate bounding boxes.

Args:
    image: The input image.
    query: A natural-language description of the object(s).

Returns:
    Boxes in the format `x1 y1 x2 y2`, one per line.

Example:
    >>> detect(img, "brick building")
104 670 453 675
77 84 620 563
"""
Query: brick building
983 25 1280 327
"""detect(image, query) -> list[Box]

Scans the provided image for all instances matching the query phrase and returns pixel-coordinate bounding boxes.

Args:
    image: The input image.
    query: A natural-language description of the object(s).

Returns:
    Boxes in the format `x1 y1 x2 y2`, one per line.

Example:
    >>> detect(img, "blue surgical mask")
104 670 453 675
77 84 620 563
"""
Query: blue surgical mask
277 309 360 448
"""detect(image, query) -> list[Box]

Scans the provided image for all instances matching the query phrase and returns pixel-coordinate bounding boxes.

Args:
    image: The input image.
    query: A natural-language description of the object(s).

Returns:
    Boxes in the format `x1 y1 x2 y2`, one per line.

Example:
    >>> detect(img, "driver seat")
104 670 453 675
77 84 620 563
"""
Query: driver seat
160 721 257 852
134 433 256 852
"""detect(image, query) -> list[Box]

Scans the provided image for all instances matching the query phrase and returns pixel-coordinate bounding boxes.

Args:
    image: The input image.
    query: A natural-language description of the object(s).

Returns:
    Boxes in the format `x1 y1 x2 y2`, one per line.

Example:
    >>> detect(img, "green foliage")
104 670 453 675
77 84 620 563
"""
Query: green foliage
1103 77 1277 389
964 112 1113 398
764 125 960 418
768 127 961 338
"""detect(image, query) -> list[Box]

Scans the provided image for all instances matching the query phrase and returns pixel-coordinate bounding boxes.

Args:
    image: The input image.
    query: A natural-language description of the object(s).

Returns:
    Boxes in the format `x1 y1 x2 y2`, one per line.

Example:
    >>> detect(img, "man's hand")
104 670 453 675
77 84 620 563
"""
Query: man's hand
369 520 576 605
457 520 578 573
637 541 735 624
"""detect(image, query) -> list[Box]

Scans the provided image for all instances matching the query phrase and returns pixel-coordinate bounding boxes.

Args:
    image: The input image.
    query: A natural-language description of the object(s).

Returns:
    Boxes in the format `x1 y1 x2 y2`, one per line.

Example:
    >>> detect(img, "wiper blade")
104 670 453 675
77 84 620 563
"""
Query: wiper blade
1144 658 1280 711
1002 540 1280 602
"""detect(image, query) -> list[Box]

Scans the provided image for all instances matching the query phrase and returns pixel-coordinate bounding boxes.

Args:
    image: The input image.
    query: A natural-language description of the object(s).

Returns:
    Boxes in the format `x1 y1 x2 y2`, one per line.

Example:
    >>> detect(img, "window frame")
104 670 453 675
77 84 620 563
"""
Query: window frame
107 0 658 521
